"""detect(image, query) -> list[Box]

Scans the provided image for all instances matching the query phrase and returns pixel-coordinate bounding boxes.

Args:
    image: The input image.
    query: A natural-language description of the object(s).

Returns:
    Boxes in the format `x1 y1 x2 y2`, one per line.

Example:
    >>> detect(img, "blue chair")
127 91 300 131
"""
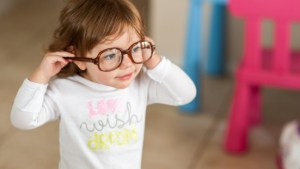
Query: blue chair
207 1 226 75
180 0 227 113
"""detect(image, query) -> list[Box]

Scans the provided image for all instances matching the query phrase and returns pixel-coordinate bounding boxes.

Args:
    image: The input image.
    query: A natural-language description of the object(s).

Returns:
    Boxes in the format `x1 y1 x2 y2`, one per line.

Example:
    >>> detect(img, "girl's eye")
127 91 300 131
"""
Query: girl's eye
103 53 117 60
132 46 141 53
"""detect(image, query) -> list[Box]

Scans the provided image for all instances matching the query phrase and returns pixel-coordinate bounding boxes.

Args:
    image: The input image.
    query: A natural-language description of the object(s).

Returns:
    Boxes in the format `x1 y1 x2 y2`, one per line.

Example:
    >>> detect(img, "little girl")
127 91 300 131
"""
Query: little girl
10 0 196 168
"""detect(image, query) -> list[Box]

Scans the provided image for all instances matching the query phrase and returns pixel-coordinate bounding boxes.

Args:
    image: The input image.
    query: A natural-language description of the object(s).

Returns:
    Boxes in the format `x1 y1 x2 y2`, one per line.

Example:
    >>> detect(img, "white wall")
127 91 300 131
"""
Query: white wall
149 0 189 66
0 0 24 15
149 1 211 67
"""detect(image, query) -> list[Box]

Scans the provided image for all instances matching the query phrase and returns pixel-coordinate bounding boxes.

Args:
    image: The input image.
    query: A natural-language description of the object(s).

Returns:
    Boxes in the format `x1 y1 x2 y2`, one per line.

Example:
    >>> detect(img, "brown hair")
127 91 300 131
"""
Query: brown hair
48 0 145 77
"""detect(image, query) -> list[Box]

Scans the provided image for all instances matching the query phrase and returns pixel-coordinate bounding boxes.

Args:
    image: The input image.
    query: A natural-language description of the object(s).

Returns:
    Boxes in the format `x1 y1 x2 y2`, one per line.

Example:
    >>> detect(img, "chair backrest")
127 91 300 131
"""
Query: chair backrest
206 0 227 4
229 0 300 73
230 0 300 20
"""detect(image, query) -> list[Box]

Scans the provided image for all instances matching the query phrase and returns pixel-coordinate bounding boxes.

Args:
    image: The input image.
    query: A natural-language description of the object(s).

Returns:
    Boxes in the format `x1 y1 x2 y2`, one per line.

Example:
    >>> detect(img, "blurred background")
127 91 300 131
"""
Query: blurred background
1 0 300 168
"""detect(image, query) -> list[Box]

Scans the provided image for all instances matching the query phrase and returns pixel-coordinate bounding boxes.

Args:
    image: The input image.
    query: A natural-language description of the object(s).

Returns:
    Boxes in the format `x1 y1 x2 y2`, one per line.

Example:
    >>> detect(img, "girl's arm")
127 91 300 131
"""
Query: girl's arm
11 79 58 129
146 56 197 106
11 51 73 129
142 37 196 106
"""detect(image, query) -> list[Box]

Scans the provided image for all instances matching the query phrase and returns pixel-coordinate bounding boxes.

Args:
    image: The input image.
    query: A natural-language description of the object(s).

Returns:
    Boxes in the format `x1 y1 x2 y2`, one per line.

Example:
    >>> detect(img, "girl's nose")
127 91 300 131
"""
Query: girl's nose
119 54 134 68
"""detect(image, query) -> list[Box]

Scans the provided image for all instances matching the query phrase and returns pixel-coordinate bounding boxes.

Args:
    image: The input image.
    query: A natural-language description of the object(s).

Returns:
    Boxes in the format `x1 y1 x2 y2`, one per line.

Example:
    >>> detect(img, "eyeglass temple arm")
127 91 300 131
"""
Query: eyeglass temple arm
64 42 155 62
63 57 98 64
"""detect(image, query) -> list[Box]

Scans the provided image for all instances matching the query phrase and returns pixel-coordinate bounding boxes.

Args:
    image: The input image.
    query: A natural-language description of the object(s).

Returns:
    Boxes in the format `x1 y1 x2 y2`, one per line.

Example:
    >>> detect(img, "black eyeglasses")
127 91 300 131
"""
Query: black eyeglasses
64 40 156 72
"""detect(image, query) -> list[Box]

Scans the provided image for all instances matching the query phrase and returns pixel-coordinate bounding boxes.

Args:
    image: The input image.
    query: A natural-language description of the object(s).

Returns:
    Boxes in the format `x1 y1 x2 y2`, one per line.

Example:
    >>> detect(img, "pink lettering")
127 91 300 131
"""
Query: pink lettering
97 99 107 115
87 98 123 118
107 99 118 112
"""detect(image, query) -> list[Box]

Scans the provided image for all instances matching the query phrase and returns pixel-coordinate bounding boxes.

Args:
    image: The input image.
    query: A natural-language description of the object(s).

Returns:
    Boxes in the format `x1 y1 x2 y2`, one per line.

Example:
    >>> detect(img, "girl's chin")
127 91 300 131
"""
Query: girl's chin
109 84 128 89
113 80 133 89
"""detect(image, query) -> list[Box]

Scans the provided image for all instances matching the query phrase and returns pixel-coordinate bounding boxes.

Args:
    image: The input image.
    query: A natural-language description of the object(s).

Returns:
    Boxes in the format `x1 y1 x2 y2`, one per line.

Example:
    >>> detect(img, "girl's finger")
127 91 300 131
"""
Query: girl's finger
47 51 75 58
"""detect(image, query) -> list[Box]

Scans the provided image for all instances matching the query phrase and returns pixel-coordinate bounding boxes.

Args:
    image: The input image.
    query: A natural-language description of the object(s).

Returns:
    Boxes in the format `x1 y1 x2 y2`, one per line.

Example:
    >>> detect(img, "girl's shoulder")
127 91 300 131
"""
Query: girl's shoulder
48 75 86 92
50 75 121 92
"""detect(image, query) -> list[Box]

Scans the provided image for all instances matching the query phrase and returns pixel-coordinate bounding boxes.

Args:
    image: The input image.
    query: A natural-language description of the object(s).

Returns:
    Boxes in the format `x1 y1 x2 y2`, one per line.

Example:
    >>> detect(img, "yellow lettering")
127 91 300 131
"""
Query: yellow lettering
87 132 99 151
87 126 139 151
99 133 110 150
128 127 138 142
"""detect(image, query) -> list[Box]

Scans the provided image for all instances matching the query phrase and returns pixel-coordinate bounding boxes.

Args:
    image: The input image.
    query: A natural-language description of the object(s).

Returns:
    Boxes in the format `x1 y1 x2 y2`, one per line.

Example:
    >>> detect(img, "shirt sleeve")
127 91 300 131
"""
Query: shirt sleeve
146 56 197 105
10 79 59 130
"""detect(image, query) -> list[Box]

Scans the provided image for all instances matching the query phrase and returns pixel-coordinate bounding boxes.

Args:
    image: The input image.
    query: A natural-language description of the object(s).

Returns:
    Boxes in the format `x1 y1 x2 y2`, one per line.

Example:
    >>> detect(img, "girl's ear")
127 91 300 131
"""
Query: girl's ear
74 61 87 71
66 46 76 54
66 45 87 71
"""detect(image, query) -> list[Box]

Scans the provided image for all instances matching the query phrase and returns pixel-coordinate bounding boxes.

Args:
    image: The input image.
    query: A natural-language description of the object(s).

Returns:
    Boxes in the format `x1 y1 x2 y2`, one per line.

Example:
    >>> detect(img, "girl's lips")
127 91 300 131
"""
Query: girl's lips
117 73 133 80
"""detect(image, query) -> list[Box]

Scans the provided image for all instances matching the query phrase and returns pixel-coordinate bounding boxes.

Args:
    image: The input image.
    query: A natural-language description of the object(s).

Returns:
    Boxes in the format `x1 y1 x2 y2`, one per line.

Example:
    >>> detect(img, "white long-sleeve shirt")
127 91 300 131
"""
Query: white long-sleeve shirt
11 57 196 169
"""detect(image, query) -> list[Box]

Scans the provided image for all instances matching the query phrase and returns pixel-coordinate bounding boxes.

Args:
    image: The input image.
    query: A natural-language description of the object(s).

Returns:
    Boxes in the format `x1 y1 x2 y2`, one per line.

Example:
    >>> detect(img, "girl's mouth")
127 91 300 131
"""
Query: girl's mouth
117 73 133 80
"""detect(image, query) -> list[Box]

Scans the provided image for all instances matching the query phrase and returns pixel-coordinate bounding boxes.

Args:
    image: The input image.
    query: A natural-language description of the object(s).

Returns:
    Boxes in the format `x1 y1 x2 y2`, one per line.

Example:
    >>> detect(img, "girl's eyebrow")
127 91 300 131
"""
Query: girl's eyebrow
99 38 140 50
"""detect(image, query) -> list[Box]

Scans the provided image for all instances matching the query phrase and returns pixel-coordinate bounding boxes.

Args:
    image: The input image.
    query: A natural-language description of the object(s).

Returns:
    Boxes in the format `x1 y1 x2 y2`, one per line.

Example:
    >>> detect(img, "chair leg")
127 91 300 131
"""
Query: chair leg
224 80 252 153
180 0 203 113
249 86 262 126
206 3 226 76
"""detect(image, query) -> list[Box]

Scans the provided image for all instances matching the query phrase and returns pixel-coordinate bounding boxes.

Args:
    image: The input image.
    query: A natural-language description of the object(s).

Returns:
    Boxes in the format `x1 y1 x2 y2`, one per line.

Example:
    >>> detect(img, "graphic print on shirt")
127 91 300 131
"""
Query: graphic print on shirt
79 97 143 151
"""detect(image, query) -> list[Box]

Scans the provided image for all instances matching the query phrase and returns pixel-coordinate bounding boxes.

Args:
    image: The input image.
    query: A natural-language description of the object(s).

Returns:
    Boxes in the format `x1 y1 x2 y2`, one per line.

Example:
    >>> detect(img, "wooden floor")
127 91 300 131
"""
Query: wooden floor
1 0 300 168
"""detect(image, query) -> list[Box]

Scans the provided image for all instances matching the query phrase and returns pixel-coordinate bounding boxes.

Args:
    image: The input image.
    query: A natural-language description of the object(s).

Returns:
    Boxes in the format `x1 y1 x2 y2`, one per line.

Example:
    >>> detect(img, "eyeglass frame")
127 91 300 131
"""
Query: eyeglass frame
63 40 156 72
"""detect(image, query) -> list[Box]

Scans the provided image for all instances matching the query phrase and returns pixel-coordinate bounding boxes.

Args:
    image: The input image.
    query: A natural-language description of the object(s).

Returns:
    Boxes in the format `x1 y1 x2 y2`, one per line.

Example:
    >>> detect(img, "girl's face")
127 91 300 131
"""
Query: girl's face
78 28 143 89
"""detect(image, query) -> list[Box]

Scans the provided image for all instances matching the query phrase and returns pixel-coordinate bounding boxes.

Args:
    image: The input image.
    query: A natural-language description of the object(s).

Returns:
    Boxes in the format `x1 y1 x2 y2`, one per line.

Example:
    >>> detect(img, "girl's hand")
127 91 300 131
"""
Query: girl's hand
29 51 74 84
144 37 161 69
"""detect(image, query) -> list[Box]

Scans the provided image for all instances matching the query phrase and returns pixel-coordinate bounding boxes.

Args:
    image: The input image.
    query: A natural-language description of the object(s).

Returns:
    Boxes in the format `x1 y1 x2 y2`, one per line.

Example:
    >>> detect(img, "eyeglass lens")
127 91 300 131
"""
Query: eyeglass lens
98 41 153 71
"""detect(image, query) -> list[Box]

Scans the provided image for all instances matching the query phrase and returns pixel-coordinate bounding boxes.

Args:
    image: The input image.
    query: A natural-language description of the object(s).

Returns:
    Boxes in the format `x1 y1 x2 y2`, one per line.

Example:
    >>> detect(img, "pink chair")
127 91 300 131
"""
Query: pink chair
224 0 300 153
